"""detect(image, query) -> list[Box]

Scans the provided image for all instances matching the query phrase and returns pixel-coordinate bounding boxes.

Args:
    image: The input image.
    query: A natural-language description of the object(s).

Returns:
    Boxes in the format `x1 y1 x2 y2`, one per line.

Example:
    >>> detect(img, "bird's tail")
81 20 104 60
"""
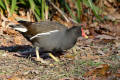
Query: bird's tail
9 24 28 32
9 20 33 32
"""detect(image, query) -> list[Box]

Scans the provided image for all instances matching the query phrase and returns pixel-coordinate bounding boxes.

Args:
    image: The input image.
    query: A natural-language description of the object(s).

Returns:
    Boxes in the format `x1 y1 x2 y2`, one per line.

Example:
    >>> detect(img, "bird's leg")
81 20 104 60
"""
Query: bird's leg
72 46 77 54
35 47 48 64
64 46 77 59
48 53 59 62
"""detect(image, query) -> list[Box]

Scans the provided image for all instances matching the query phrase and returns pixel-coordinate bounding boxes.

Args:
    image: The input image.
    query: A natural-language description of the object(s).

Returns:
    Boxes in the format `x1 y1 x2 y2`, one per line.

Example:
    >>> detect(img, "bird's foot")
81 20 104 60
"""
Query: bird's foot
48 53 60 62
36 58 49 64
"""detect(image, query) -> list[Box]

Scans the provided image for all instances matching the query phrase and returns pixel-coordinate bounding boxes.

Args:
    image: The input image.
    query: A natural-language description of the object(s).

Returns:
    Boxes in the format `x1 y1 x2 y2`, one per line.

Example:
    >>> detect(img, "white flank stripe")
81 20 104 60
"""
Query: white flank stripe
14 27 28 32
30 30 59 40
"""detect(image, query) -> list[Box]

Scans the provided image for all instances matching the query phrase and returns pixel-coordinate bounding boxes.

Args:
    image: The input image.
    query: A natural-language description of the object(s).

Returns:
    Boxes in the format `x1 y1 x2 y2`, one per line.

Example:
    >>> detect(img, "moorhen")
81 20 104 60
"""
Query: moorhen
9 21 88 63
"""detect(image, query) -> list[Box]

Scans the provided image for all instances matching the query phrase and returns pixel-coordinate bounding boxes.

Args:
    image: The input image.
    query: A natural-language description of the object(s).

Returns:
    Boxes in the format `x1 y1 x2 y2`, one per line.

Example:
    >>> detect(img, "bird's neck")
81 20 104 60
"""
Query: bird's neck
66 30 79 39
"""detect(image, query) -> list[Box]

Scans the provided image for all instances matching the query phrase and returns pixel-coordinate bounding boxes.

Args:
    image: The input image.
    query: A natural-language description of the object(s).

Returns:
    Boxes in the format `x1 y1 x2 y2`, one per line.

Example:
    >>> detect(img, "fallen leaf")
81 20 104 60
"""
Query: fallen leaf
84 64 109 77
95 34 115 39
8 76 25 80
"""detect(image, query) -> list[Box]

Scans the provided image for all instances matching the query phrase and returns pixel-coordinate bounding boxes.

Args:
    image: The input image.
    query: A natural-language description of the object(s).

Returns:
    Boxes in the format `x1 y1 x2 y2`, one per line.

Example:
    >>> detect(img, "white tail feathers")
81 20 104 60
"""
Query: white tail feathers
9 25 28 32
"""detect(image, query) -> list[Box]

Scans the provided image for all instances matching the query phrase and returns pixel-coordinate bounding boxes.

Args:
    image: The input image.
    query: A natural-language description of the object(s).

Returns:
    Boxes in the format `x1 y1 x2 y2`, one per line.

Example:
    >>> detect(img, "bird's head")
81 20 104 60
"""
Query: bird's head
81 27 88 38
68 25 88 38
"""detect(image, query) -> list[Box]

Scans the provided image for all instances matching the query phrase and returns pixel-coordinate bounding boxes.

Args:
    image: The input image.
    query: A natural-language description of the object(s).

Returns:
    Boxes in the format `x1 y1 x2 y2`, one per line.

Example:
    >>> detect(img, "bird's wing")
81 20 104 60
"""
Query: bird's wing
30 30 59 40
18 20 67 34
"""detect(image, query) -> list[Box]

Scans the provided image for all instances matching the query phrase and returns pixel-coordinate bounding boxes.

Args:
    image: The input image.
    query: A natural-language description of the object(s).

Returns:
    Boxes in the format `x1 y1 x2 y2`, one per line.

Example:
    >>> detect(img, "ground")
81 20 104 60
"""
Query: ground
0 27 120 80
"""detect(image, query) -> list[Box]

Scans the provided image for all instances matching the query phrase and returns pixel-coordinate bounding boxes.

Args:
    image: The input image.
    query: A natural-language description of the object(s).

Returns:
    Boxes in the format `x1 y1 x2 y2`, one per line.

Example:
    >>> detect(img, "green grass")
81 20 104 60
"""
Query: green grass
0 0 102 22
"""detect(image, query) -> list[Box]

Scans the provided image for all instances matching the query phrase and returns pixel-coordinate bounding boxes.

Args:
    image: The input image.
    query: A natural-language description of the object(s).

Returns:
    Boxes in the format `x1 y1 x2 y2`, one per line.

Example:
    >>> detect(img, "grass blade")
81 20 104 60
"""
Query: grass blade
0 0 6 9
76 0 82 22
64 1 76 21
83 0 103 21
10 0 17 15
4 0 11 16
41 0 45 20
45 2 49 19
87 0 102 21
29 0 40 21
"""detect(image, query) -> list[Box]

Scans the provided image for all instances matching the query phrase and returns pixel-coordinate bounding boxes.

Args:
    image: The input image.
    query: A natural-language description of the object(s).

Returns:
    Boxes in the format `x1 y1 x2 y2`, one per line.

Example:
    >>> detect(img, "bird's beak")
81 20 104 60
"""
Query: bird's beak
81 28 88 38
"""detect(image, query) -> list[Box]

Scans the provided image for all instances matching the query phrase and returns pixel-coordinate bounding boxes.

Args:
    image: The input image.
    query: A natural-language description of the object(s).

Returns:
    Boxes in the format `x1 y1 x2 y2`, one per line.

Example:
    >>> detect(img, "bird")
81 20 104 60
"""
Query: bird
9 21 88 64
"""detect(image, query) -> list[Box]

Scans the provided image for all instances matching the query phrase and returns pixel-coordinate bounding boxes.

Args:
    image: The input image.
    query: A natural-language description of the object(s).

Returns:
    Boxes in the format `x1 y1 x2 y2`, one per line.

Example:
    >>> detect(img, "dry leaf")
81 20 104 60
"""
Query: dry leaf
84 64 109 77
8 76 25 80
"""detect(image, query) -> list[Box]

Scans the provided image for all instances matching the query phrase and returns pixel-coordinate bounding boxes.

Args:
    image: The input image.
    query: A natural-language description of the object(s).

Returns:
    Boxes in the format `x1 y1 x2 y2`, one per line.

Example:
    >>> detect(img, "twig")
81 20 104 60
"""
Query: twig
68 17 78 24
47 0 70 22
